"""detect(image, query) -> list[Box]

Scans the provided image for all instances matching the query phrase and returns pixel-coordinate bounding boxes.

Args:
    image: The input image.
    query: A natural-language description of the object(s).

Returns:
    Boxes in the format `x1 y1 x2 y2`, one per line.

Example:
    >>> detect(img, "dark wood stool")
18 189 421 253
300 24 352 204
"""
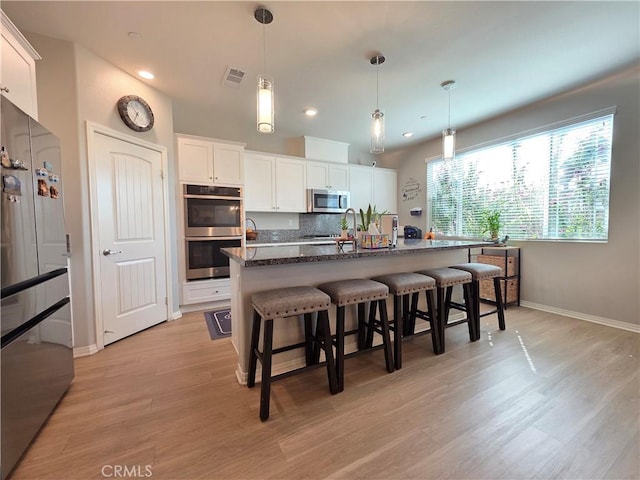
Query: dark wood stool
248 286 338 421
317 279 392 392
415 267 474 353
371 272 437 368
450 262 506 339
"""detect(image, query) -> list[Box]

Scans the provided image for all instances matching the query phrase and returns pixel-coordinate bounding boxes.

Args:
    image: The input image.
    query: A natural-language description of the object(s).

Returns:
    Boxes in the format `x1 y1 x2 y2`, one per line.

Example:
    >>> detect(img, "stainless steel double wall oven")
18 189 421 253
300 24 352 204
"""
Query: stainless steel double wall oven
183 184 243 280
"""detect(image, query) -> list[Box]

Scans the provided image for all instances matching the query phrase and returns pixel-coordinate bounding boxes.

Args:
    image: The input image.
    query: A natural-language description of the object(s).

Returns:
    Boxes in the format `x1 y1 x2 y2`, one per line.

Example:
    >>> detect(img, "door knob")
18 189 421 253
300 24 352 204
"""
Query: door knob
103 249 122 256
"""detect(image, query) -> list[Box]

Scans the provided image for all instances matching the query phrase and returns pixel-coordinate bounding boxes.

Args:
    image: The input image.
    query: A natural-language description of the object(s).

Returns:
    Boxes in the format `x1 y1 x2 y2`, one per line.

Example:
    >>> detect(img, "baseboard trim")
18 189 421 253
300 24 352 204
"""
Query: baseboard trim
520 301 640 333
73 344 99 358
171 310 182 321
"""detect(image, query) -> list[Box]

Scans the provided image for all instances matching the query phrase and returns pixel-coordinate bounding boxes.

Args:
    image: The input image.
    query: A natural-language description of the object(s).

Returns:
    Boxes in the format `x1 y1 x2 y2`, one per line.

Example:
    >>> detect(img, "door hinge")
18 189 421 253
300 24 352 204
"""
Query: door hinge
165 297 168 306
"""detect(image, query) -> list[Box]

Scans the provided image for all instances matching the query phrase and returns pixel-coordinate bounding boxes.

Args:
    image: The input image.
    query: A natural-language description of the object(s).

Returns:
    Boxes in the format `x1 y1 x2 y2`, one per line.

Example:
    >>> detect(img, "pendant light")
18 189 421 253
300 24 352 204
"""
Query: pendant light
441 80 456 161
370 55 385 154
255 7 274 134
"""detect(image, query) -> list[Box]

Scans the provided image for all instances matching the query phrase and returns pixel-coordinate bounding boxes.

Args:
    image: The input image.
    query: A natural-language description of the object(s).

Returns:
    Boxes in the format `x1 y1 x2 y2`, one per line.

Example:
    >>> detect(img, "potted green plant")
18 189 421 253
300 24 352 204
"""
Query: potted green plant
480 209 503 240
339 215 349 237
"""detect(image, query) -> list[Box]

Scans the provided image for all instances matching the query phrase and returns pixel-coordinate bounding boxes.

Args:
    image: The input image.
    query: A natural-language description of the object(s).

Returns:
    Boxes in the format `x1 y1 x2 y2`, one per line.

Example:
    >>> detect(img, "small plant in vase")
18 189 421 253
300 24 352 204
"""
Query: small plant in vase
480 209 503 241
339 215 349 238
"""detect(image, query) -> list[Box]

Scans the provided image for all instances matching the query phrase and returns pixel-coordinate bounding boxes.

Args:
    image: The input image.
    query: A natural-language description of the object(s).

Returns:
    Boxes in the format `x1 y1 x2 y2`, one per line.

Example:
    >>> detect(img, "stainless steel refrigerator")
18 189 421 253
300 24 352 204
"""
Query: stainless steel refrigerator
1 97 73 479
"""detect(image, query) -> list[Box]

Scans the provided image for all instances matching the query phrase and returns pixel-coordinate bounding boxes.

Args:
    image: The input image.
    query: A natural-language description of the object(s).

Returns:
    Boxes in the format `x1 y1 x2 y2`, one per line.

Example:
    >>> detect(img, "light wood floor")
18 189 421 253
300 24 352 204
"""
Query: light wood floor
11 306 639 480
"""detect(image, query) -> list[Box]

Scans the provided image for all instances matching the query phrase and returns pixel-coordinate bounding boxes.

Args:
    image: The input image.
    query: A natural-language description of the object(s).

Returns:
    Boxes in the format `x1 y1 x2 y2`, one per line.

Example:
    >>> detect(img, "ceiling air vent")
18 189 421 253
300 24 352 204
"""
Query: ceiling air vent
222 66 246 88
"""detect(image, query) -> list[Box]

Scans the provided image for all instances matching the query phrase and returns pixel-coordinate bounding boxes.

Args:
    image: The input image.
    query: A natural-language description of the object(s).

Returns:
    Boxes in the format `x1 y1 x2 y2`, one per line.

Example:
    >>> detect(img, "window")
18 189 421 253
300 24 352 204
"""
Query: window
426 112 614 241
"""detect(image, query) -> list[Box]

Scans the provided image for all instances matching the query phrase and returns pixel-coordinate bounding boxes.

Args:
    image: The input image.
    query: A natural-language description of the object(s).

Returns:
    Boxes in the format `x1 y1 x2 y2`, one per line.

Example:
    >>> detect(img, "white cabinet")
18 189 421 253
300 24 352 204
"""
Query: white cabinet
374 168 398 213
213 143 244 185
244 153 274 211
306 160 349 190
182 278 230 305
276 157 306 212
1 11 40 119
349 164 375 212
176 134 244 185
245 152 306 212
349 165 397 213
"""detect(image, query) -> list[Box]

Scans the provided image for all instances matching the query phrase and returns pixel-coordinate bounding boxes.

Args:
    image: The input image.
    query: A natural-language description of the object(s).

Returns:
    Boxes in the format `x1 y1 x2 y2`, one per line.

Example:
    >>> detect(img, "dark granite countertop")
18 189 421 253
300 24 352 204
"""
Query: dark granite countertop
223 239 493 267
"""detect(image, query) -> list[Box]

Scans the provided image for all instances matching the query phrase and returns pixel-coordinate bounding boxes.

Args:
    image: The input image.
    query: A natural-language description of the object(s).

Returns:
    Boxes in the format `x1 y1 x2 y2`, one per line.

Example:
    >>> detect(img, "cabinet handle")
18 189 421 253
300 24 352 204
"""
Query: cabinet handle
0 86 9 93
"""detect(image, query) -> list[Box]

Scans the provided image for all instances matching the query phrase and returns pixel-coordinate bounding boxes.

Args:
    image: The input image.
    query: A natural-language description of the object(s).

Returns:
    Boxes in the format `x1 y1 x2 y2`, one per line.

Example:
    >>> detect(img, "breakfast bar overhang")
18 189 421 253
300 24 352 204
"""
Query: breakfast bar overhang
223 240 492 384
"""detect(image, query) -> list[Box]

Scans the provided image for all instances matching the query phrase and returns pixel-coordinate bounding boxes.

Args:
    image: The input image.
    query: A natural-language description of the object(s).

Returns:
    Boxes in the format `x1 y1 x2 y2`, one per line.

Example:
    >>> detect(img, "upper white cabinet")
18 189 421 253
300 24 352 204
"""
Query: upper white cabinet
349 165 397 213
176 134 244 185
348 165 374 213
245 152 306 212
1 11 41 119
373 168 398 214
306 160 349 190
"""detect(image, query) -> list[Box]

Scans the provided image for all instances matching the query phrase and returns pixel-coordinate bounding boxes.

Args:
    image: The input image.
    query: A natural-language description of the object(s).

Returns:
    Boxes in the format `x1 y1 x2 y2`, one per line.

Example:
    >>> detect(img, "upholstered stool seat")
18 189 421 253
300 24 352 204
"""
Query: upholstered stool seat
372 273 437 367
415 267 474 353
450 263 506 337
318 279 392 392
248 286 338 421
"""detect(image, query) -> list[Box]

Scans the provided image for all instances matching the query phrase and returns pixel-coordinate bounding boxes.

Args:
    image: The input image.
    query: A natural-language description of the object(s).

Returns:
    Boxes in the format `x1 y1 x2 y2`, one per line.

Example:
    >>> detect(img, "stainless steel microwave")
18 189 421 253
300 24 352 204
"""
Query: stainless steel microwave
306 189 350 213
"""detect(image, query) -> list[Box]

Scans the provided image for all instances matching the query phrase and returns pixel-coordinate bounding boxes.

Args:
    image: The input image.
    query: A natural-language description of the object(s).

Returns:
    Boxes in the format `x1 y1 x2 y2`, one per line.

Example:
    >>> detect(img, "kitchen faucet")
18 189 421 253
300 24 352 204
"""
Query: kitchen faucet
344 208 358 250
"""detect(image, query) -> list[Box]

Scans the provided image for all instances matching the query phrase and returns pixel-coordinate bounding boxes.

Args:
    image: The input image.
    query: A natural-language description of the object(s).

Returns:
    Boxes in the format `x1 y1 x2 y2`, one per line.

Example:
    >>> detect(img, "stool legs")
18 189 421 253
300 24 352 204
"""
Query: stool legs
247 310 261 389
462 283 478 341
392 295 403 370
249 309 337 421
317 310 339 395
335 306 346 392
259 318 274 421
493 277 506 330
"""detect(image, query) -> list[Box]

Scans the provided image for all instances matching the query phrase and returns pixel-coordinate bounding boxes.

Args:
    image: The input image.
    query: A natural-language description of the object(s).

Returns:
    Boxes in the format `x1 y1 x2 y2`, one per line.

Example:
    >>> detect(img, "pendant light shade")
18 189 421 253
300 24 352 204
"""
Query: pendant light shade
255 8 274 134
441 80 456 161
371 109 385 154
257 74 274 133
442 127 456 161
370 55 385 154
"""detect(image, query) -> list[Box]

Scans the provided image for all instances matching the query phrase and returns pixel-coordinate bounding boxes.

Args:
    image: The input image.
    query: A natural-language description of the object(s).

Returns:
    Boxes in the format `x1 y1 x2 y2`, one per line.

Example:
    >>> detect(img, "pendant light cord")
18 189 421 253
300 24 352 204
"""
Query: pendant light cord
262 10 267 74
376 61 379 110
447 87 451 129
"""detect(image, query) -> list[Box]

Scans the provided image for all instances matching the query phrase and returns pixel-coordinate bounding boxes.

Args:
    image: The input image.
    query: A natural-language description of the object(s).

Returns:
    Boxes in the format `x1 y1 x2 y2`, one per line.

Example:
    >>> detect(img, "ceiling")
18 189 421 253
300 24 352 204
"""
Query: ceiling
3 1 639 156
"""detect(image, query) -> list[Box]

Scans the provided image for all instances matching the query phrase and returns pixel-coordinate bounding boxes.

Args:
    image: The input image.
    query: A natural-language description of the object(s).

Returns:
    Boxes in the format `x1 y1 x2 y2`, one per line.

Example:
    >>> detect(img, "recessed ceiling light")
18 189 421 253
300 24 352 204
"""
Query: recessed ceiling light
420 115 428 120
138 70 155 80
128 31 143 40
304 108 318 116
403 132 414 138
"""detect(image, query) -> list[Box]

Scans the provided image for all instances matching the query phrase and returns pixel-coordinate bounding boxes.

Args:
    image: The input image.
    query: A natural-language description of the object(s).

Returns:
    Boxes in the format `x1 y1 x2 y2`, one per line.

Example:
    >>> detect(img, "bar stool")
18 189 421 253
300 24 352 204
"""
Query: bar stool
248 286 338 421
450 263 506 339
317 279 392 392
371 273 437 368
415 267 474 353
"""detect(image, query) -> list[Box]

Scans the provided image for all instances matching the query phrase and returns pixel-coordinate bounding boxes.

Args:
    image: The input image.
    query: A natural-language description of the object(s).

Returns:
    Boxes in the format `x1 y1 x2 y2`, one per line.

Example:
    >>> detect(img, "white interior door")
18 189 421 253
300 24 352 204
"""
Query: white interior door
92 131 168 345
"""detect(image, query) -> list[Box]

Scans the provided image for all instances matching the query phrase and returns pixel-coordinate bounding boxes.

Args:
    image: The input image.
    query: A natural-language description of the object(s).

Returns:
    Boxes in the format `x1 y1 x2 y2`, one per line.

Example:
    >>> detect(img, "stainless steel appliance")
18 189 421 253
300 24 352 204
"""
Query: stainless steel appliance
404 225 423 239
185 237 242 280
183 184 243 236
306 188 350 213
183 184 243 280
1 97 73 479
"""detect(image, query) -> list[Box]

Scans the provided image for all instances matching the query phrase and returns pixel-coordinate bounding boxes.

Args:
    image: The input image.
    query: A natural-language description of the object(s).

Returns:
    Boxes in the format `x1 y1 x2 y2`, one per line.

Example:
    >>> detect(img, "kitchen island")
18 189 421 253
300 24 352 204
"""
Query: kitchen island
223 240 491 384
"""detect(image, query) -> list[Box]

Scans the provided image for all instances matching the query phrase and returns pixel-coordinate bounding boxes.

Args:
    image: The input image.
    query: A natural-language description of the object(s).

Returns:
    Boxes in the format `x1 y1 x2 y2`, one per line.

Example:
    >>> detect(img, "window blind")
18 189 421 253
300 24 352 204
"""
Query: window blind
426 113 614 241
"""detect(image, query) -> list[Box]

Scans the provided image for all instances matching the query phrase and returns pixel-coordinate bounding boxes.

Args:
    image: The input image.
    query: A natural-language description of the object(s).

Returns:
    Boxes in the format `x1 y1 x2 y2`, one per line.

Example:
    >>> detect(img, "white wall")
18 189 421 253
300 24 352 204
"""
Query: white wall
28 33 179 349
388 65 640 328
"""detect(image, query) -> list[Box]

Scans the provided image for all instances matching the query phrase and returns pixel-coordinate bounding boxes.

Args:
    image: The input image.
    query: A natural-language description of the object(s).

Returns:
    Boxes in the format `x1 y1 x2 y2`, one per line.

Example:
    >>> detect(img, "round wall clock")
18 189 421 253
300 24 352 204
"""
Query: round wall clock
116 95 154 132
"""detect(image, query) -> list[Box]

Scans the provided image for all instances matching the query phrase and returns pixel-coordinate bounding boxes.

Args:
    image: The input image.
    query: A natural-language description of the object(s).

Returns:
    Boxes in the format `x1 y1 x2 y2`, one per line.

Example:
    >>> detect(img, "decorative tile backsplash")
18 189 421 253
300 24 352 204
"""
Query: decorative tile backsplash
256 213 343 241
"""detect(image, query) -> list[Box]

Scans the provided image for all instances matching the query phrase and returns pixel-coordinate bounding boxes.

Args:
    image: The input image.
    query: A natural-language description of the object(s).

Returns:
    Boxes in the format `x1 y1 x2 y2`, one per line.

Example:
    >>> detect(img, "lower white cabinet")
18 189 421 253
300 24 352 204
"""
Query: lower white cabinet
245 152 306 212
182 278 230 305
